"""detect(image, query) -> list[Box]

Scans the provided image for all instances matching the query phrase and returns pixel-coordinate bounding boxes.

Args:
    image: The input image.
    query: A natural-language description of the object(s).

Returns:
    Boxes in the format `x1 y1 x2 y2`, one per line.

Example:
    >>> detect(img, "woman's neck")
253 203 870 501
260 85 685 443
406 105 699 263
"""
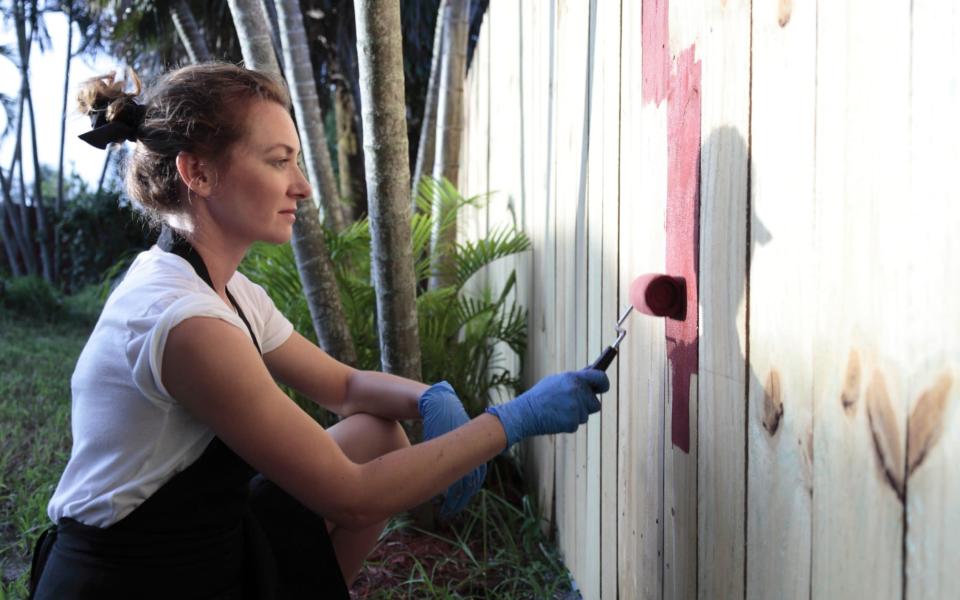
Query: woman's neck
167 215 248 299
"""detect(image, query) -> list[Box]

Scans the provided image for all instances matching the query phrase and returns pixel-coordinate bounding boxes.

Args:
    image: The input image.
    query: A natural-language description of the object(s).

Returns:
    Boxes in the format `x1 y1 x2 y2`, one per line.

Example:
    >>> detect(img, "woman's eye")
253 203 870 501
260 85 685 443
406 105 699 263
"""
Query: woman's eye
272 159 289 168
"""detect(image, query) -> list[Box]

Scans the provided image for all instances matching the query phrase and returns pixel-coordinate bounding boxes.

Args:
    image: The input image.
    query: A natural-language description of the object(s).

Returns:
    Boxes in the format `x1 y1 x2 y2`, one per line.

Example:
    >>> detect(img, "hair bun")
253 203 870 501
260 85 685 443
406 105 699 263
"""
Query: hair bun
77 71 145 150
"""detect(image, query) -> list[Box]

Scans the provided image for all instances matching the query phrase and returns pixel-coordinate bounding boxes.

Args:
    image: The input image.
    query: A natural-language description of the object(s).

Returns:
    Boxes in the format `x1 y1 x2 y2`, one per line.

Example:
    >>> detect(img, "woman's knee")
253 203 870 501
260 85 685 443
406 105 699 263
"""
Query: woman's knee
328 413 410 464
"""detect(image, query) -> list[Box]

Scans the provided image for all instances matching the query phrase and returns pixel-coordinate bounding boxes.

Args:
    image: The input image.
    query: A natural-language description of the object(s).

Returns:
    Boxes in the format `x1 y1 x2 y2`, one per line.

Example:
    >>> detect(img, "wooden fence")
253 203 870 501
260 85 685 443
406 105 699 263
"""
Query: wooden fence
456 0 959 598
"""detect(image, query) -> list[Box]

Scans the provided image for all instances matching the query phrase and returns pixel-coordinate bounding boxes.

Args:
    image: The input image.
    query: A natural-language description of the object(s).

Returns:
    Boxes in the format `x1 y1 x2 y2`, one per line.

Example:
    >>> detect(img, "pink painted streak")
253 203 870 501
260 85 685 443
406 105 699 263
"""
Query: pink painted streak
665 45 701 453
642 0 670 105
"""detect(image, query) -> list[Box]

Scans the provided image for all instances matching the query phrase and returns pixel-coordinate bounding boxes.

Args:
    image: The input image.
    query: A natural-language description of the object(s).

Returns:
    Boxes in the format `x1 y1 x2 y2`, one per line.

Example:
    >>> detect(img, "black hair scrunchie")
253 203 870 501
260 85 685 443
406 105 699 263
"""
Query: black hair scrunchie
78 98 146 150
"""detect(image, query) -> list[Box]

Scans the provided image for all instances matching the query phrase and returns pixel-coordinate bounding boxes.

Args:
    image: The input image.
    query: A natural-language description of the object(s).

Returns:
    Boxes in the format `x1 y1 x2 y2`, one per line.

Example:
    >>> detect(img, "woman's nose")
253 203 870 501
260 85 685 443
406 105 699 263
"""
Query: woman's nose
291 165 312 200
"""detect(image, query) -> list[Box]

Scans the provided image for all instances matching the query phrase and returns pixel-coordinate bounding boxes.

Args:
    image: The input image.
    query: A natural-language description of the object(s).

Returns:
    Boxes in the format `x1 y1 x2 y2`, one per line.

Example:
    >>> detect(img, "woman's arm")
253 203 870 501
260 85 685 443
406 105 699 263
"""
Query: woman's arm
263 331 427 421
163 317 504 531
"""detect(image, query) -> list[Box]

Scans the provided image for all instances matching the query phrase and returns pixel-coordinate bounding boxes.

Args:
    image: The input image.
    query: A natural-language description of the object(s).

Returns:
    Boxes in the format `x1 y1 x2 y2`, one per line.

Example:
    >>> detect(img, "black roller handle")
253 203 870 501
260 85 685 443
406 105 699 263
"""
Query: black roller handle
587 345 619 372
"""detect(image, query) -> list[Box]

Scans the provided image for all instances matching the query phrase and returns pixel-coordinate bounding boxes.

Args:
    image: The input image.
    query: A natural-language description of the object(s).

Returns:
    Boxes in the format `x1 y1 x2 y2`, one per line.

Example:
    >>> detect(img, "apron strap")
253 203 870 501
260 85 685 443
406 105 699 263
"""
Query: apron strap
28 524 57 599
158 225 261 355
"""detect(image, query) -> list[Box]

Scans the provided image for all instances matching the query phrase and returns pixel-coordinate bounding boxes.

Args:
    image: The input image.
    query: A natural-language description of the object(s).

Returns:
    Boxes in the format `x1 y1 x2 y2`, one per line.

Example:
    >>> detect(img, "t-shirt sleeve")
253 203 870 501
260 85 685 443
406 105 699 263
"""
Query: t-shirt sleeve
127 293 253 407
235 276 295 354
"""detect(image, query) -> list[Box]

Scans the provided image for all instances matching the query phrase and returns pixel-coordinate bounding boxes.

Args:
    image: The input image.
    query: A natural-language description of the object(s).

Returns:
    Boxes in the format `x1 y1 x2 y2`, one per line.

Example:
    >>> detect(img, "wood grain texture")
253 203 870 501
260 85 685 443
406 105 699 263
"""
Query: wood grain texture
906 1 960 596
485 0 524 406
660 3 702 597
551 0 591 581
583 0 601 596
619 0 666 595
812 0 911 596
518 0 559 538
587 0 622 596
745 0 815 597
696 0 750 597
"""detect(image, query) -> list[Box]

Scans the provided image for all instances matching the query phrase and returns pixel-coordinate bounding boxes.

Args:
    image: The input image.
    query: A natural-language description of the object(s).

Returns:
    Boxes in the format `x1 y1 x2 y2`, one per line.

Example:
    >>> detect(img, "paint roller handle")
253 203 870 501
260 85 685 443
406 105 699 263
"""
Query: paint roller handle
587 345 619 372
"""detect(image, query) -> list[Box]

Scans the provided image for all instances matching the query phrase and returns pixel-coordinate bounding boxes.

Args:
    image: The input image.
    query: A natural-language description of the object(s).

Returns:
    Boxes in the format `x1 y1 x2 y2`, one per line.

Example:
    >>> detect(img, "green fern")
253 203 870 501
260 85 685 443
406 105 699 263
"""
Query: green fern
241 176 529 417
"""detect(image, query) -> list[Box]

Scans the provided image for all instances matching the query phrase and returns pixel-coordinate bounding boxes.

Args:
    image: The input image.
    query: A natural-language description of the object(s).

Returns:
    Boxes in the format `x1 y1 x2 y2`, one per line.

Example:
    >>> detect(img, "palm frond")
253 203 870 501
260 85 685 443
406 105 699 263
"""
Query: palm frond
452 227 530 291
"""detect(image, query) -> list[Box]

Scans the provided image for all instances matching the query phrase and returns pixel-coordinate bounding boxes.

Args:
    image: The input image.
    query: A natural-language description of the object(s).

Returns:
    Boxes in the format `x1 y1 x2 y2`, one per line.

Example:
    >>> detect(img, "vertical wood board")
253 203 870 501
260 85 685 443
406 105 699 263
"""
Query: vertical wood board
519 0 558 534
588 0 623 596
905 1 960 597
696 0 750 598
746 0 815 597
812 0 911 597
618 0 667 595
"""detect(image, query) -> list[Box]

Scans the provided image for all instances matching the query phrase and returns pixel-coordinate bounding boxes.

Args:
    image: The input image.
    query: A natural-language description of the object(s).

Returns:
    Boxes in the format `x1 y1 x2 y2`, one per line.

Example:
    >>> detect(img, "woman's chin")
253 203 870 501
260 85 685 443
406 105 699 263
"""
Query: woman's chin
260 228 294 245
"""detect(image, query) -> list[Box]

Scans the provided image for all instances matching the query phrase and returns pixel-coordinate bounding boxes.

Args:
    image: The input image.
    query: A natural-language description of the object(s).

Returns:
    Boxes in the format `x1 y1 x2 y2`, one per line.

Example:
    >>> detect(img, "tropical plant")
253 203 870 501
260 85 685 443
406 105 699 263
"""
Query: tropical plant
241 178 529 417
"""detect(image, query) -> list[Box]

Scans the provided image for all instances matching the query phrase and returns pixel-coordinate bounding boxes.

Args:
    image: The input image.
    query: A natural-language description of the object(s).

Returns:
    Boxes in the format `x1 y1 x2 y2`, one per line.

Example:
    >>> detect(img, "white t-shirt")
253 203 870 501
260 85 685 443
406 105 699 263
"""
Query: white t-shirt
47 245 294 527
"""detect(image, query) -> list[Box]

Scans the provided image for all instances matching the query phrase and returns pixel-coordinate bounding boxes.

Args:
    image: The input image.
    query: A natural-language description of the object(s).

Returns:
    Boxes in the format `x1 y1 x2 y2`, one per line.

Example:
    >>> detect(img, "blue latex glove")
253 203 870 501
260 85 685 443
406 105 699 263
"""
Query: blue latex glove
418 381 487 519
485 368 609 450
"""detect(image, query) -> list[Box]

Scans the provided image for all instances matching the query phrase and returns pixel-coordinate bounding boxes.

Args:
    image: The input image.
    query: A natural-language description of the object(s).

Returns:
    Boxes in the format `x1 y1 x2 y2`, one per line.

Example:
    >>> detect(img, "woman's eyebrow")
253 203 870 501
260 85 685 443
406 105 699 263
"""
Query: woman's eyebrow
264 143 300 155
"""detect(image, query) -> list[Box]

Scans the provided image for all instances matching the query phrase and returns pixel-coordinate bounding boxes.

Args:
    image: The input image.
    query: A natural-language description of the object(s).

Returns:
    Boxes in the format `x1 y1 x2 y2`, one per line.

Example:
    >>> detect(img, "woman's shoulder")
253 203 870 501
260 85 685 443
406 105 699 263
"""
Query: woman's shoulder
105 246 216 319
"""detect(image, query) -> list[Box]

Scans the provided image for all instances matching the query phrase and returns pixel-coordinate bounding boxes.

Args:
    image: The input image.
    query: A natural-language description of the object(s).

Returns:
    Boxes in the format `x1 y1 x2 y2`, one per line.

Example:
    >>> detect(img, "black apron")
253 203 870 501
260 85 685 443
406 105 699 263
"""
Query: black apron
30 228 349 599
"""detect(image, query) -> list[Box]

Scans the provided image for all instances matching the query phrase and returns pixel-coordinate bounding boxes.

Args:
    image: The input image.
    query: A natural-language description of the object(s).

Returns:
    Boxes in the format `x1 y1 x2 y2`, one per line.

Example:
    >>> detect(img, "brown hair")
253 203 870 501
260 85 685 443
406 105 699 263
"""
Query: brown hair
76 62 291 225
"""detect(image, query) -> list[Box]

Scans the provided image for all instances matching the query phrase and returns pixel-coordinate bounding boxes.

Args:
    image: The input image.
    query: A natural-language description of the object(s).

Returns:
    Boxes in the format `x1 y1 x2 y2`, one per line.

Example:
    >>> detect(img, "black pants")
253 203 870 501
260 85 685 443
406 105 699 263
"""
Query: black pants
30 439 349 599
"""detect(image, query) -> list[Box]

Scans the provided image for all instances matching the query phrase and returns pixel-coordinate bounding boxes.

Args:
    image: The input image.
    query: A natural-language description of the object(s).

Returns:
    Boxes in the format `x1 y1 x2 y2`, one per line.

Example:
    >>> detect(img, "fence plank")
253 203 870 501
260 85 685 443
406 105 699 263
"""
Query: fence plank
745 0 816 597
906 1 960 597
583 0 601 595
485 0 524 403
618 0 666 596
696 0 750 598
520 0 559 533
812 0 911 597
581 0 623 596
660 3 703 597
552 0 591 583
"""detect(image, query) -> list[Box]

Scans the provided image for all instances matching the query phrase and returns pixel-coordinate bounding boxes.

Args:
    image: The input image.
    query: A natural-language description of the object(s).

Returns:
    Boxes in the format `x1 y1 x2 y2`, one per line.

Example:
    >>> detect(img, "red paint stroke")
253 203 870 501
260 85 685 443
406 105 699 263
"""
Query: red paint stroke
642 0 670 105
665 45 701 453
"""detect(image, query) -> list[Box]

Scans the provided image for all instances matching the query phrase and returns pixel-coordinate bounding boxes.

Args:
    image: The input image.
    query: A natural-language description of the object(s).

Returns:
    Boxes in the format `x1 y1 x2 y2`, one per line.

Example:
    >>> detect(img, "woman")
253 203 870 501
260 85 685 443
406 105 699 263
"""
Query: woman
30 63 607 599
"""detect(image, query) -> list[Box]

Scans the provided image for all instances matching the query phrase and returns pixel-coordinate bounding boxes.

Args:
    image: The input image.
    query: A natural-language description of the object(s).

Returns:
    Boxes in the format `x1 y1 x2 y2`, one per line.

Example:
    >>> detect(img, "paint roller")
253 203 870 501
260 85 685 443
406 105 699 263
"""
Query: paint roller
587 274 687 371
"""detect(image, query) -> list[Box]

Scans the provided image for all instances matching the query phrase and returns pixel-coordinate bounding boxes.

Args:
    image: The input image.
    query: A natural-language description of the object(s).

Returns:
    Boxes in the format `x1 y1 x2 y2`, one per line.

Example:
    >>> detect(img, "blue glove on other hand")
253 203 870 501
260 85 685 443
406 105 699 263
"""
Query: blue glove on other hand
418 381 487 519
485 368 609 450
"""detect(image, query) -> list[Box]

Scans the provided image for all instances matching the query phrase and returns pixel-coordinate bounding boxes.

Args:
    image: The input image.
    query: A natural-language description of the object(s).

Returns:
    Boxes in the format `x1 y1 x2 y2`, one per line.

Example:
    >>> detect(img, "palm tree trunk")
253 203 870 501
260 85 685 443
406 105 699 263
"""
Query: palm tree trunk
354 0 422 380
54 3 74 284
171 0 212 63
332 70 357 220
228 0 357 365
410 0 447 211
16 147 38 277
16 0 52 283
3 93 35 276
227 0 281 73
428 0 468 290
0 170 23 277
25 81 52 283
273 0 346 232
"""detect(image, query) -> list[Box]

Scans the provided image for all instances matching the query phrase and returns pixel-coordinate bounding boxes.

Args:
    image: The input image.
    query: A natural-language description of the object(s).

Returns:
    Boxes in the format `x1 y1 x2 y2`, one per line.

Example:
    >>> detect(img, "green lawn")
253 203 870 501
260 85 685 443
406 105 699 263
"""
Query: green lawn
0 307 575 599
0 311 87 598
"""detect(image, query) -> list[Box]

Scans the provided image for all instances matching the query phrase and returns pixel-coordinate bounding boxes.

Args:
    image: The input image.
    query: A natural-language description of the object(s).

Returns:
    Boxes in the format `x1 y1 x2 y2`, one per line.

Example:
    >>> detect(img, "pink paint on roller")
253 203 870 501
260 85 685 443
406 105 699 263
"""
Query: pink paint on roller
665 45 701 453
629 274 686 321
642 0 670 105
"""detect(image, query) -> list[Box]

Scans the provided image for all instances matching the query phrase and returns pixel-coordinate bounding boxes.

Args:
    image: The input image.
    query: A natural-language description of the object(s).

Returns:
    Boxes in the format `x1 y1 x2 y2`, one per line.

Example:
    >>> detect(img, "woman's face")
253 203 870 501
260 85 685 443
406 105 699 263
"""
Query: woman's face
206 99 312 245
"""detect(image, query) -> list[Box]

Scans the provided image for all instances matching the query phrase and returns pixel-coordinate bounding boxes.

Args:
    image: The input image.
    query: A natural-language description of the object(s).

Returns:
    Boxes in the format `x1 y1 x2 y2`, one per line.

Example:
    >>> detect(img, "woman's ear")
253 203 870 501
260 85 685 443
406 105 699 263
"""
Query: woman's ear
175 152 216 197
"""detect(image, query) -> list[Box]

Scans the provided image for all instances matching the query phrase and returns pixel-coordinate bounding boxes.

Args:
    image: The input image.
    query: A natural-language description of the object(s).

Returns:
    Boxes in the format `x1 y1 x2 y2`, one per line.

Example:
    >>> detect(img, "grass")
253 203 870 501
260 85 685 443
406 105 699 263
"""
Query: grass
0 299 577 599
0 308 90 599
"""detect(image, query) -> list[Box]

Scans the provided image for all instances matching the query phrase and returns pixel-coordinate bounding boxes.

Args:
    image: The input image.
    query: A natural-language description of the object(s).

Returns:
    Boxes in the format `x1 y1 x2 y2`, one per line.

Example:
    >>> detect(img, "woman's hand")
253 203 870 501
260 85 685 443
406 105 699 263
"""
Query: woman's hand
485 369 609 450
418 382 487 518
